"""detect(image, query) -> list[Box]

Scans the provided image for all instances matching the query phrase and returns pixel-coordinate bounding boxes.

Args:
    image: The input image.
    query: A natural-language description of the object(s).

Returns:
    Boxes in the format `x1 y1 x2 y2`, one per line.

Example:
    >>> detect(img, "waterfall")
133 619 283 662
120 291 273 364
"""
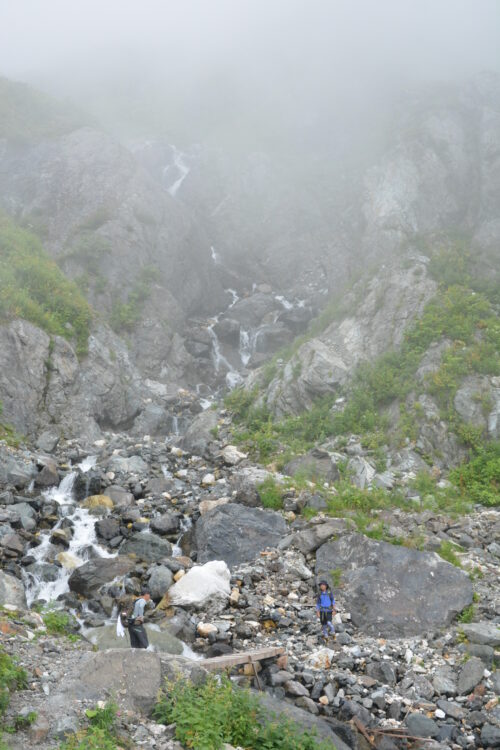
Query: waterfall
210 246 221 264
208 323 243 388
164 145 190 197
172 516 193 558
239 328 257 367
24 457 114 606
275 294 294 310
226 288 239 308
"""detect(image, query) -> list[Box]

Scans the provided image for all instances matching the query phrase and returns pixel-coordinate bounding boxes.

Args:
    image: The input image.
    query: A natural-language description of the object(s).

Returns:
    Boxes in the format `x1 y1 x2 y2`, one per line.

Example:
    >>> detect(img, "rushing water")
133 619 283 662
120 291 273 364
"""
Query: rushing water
164 145 190 197
24 457 113 606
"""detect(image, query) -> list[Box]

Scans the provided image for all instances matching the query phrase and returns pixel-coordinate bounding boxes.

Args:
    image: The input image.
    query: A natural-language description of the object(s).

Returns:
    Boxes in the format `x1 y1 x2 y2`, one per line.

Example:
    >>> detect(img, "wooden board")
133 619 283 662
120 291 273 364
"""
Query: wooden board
202 646 285 671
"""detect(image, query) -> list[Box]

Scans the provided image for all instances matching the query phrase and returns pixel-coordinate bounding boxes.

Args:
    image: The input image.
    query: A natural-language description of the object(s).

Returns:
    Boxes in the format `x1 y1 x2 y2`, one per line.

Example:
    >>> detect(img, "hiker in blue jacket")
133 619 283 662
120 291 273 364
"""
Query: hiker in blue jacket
316 580 336 640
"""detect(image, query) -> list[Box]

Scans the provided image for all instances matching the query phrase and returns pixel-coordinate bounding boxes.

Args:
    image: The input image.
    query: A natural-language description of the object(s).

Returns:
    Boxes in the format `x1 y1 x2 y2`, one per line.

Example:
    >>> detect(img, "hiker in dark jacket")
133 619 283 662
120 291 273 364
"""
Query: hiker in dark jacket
316 580 336 640
126 587 151 649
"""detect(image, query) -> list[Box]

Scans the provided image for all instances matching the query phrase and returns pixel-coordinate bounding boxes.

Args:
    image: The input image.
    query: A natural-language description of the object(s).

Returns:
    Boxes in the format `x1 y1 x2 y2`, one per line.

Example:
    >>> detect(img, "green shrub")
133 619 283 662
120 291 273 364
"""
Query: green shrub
257 477 283 510
42 608 71 635
450 442 500 506
59 726 118 750
59 703 118 750
0 214 92 355
153 675 335 750
437 540 463 567
85 703 117 732
0 648 27 718
458 604 475 623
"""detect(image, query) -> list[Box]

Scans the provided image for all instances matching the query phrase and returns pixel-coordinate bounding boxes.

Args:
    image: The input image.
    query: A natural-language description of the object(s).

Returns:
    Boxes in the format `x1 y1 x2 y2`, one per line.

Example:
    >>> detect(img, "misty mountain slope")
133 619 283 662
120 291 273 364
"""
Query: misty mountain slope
227 244 500 472
0 80 232 388
0 75 84 142
360 74 500 266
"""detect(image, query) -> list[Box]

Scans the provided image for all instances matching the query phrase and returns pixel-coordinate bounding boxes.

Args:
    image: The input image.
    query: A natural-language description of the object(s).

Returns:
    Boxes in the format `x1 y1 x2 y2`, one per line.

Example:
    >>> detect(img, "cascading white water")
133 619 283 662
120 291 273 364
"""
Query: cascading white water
172 516 193 558
226 288 239 308
171 415 179 436
208 324 243 389
24 457 114 606
275 294 294 310
210 246 221 264
239 328 258 367
78 455 97 473
164 145 190 197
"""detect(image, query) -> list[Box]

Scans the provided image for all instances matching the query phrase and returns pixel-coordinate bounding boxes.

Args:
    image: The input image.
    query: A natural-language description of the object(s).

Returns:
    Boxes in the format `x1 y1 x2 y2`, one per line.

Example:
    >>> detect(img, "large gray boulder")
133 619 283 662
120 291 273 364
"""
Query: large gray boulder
194 503 287 567
85 623 183 654
119 532 172 562
0 571 26 608
39 649 206 736
315 533 473 636
0 445 37 489
181 409 218 457
68 556 135 597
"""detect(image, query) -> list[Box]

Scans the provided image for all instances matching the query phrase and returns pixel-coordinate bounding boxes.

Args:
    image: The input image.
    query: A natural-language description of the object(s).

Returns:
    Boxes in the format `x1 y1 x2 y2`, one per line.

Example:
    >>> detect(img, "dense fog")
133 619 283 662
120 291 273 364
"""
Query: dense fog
1 0 499 144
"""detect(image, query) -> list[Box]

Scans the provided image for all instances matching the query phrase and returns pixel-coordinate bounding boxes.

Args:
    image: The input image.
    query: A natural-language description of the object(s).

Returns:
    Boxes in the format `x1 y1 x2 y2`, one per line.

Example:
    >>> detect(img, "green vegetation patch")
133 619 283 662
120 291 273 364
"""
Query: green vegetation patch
59 702 121 750
257 476 284 510
449 442 500 507
0 647 27 747
226 280 500 468
436 540 463 567
153 674 335 750
0 215 92 355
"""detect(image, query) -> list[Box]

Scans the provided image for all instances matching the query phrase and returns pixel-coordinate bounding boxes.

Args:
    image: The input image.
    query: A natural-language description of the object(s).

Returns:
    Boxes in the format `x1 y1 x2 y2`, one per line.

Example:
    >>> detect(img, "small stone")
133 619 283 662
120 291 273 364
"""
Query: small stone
221 446 247 466
201 473 216 486
197 622 218 637
434 708 446 719
285 680 309 697
457 657 485 695
405 713 439 738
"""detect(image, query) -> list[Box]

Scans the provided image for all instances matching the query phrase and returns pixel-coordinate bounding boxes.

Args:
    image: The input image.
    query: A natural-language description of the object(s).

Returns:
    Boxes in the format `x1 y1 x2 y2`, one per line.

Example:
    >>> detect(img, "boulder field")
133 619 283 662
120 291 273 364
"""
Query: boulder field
0 433 498 749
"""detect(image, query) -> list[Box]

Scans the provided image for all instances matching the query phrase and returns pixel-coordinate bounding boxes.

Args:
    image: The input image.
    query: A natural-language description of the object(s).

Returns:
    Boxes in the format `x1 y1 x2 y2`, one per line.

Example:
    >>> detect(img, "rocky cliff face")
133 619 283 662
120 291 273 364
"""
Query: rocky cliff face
256 261 438 416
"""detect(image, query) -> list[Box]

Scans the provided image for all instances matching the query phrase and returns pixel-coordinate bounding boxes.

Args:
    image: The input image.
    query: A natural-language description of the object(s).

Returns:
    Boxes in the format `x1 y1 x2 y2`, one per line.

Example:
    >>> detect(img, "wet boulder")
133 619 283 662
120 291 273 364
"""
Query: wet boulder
150 512 179 536
68 556 135 597
119 532 172 562
95 517 121 541
147 565 173 600
194 503 287 567
316 533 473 636
73 471 101 502
213 318 241 346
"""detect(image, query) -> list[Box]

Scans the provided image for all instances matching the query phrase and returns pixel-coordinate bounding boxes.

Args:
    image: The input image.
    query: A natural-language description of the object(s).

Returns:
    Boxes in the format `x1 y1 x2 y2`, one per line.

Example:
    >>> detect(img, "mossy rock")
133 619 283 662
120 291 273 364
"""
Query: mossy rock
82 494 114 509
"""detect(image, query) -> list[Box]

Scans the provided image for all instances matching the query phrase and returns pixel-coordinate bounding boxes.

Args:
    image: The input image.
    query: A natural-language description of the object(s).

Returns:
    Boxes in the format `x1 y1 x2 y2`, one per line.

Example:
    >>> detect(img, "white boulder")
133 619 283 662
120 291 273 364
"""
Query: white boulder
168 560 231 608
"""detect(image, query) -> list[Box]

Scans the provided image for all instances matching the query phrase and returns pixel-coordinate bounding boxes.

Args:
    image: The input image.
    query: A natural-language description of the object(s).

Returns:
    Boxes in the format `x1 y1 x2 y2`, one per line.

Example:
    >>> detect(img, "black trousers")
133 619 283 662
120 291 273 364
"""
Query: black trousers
128 623 149 649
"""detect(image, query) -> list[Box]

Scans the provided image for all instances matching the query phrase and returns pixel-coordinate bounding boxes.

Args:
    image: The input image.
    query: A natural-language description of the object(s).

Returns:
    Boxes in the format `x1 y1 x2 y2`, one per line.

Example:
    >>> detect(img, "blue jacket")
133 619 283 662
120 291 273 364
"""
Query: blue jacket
316 591 335 612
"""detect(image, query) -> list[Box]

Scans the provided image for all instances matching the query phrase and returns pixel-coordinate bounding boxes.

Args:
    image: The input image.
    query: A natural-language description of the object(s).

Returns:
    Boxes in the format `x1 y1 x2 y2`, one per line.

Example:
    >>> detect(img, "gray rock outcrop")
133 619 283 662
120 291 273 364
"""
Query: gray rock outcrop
194 503 288 567
315 533 473 636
